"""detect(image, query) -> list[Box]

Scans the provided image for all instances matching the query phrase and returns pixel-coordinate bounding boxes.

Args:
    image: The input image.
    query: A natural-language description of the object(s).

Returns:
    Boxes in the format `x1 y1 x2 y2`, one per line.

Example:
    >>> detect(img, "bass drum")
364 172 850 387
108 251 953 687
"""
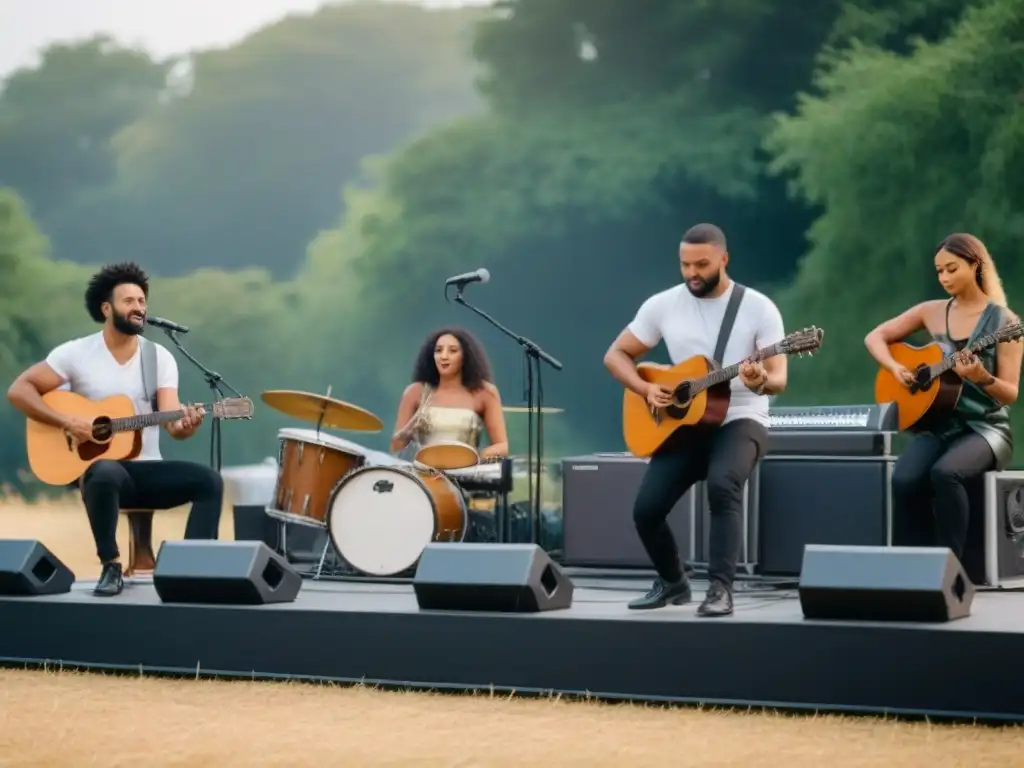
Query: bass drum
326 465 468 577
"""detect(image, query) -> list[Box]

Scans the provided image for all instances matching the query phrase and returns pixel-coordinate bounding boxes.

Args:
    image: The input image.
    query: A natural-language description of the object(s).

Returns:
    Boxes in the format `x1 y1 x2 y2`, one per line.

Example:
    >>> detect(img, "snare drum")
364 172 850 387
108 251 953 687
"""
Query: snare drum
267 428 369 527
414 440 478 470
326 465 468 576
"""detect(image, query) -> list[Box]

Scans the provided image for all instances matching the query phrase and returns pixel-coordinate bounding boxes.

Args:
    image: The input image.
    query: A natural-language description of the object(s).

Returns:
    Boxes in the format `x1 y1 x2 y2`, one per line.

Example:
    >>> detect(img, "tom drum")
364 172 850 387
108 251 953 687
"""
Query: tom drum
326 465 468 576
267 428 369 527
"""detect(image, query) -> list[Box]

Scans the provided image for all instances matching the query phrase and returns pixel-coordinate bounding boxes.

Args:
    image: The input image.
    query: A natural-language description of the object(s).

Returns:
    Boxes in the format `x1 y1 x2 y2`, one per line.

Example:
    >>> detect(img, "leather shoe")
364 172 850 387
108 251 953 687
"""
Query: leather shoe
697 580 733 616
94 562 124 597
628 576 692 610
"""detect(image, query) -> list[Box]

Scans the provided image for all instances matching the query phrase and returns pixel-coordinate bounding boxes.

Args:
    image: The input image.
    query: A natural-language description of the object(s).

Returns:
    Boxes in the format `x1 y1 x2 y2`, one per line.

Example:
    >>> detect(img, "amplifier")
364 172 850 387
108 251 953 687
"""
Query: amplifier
561 453 698 568
755 455 894 576
976 471 1024 588
560 453 757 572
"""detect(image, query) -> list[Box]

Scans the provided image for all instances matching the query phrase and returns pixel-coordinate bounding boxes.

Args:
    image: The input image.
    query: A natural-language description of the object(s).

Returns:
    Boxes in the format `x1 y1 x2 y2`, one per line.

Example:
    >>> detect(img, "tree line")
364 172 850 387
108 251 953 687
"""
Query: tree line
2 0 1023 493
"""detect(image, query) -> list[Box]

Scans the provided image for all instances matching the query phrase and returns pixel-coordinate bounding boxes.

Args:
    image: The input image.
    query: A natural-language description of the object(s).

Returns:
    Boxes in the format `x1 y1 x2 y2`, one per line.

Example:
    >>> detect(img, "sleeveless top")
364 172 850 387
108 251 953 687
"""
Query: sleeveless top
396 384 484 462
930 299 1013 469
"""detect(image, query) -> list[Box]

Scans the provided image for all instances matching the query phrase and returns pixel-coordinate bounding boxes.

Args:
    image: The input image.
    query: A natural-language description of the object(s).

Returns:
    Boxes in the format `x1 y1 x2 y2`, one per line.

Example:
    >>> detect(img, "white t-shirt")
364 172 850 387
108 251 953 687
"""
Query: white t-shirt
46 332 179 461
627 281 785 427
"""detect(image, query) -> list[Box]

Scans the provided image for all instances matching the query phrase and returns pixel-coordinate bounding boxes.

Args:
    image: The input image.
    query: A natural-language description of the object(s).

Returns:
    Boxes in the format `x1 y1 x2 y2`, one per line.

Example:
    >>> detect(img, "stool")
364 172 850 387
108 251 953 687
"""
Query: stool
121 509 157 577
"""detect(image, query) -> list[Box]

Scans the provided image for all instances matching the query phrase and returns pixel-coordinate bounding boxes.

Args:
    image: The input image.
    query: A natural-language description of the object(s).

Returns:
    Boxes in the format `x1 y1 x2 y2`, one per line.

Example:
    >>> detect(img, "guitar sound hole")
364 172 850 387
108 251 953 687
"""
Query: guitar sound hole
664 381 692 420
672 381 692 404
913 366 932 393
92 417 112 441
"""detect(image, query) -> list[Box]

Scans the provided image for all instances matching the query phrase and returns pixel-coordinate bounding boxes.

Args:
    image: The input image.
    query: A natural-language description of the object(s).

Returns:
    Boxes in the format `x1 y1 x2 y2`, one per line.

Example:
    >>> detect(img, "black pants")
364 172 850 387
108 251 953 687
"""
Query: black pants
80 459 224 563
633 418 767 587
891 430 995 559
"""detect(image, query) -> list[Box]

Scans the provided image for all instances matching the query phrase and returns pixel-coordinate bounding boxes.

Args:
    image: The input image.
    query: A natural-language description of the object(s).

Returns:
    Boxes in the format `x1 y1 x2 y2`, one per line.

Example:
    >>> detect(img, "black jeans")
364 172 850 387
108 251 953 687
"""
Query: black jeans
891 430 995 559
80 459 224 564
633 418 767 587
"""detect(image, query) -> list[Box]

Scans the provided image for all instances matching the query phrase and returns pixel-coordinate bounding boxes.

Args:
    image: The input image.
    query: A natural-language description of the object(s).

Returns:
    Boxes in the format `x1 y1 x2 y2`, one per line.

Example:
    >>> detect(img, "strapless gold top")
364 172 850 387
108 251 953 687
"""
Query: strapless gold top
413 404 483 448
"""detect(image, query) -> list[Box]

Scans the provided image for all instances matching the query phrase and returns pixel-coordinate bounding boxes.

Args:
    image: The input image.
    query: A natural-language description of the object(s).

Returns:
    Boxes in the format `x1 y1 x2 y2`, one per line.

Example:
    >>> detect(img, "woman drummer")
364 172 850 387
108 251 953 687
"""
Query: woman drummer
390 326 509 463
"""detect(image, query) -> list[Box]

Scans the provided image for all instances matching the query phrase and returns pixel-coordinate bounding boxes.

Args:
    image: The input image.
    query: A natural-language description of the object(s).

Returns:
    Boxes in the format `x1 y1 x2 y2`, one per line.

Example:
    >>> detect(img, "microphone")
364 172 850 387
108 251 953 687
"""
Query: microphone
146 315 190 334
445 268 490 289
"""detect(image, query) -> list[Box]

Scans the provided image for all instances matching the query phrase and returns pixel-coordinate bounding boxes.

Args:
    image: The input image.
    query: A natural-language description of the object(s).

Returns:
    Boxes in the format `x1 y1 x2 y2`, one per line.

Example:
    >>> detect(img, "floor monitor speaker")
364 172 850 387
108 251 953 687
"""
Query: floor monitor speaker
798 544 974 623
153 540 302 605
0 539 75 596
413 543 574 613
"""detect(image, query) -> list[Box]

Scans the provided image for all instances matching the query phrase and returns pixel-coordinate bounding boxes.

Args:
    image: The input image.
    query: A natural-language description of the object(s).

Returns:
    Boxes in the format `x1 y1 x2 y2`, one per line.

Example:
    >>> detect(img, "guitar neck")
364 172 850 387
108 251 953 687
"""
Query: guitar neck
689 343 783 396
108 404 213 434
929 333 1000 379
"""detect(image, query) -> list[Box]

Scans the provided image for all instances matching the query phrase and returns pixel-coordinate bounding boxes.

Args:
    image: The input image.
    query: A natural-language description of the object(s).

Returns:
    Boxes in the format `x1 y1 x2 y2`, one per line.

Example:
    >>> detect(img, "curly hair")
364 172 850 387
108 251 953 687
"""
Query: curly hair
84 262 150 323
411 326 494 391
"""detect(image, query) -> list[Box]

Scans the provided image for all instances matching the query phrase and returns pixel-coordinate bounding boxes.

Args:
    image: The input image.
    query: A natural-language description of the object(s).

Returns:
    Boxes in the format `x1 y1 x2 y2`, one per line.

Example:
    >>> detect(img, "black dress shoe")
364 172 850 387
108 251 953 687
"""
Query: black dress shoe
94 562 124 597
628 576 692 610
697 581 733 617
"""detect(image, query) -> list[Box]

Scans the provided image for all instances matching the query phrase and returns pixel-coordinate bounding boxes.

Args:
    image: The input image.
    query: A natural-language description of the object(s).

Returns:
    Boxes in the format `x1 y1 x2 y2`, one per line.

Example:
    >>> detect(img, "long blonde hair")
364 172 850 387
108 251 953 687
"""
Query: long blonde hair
937 233 1008 307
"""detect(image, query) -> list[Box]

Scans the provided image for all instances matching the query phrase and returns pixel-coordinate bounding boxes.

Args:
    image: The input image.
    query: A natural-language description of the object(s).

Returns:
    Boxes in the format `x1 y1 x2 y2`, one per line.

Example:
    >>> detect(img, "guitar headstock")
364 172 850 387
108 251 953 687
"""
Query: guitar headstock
212 397 255 420
995 322 1024 344
779 326 825 358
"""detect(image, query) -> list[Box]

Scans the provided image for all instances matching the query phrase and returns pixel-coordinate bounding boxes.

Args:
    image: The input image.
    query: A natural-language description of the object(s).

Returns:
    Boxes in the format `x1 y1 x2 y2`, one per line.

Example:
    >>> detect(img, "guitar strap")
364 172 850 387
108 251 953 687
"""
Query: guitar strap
139 336 159 411
712 283 746 365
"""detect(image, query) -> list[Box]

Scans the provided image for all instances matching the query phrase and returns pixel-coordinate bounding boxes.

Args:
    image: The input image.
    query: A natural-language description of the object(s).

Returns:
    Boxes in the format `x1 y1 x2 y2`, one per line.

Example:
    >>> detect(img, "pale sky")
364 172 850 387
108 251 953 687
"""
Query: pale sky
0 0 491 77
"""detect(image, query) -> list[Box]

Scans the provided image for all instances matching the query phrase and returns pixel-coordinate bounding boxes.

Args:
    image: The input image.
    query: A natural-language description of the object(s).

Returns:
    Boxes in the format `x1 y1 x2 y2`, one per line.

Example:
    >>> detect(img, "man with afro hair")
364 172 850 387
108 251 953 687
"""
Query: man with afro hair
7 262 224 597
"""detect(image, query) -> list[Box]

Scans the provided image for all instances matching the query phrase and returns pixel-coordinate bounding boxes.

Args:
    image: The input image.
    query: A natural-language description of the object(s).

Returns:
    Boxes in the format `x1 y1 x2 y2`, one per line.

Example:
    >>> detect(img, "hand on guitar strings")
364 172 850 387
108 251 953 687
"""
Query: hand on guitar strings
63 416 96 444
888 363 916 388
953 350 989 383
645 382 674 409
738 360 769 392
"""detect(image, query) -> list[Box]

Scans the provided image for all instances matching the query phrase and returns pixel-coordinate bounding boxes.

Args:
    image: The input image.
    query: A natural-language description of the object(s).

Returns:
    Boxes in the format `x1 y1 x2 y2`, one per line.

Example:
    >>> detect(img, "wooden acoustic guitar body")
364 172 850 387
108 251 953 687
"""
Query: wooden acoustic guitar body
874 341 964 433
622 357 731 458
26 391 143 486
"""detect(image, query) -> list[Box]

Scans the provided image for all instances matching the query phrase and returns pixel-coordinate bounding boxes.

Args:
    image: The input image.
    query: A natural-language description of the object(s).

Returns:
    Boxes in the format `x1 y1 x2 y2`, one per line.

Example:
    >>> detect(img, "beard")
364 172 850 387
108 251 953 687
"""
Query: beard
686 269 722 298
112 308 145 336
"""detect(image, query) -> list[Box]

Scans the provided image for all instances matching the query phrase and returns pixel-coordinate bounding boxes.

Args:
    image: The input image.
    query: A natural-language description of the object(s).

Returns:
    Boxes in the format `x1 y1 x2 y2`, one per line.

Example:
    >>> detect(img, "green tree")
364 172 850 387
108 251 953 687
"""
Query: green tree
49 2 487 278
766 0 1024 458
0 37 169 217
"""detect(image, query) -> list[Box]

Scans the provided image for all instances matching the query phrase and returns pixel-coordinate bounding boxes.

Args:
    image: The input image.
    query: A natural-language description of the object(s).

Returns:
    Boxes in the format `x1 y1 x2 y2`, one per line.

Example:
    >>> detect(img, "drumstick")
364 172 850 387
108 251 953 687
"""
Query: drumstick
397 392 432 440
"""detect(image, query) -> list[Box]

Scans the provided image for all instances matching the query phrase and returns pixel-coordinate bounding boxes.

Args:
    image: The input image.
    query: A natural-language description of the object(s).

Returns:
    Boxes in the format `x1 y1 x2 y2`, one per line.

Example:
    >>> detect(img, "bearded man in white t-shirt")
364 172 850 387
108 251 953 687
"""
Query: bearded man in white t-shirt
7 262 223 597
604 223 788 617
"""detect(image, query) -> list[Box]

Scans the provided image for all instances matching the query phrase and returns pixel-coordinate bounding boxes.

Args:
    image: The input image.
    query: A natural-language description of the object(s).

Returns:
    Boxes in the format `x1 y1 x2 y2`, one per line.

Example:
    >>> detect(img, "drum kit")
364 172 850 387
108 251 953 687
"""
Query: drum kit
259 388 551 579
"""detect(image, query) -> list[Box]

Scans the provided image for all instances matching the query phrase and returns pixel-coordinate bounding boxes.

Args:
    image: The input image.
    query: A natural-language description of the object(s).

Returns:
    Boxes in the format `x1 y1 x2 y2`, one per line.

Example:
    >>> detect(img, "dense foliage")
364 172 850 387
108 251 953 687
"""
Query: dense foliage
3 0 1022 492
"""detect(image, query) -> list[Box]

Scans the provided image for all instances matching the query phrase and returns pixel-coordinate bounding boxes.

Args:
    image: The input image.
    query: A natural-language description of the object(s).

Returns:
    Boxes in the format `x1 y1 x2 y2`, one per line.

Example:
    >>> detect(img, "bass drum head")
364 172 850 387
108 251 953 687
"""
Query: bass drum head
327 467 441 576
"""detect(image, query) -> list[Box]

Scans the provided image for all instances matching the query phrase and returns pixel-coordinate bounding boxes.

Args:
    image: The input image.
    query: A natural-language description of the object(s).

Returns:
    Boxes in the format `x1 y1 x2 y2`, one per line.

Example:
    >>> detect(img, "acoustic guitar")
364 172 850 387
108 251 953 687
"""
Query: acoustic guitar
874 322 1024 432
26 390 255 486
621 326 825 457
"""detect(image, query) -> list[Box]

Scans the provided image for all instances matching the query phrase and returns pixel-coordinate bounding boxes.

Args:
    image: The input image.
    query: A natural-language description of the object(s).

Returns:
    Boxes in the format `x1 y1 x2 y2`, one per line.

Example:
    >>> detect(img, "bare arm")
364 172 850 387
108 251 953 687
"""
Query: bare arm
479 383 509 459
389 383 423 453
6 363 72 428
864 302 932 371
603 329 655 396
980 311 1023 406
761 354 788 396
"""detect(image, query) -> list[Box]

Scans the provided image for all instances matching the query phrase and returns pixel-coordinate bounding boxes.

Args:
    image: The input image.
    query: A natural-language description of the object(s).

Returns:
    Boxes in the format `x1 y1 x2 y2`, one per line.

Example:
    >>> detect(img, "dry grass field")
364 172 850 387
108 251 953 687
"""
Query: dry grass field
1 493 1023 767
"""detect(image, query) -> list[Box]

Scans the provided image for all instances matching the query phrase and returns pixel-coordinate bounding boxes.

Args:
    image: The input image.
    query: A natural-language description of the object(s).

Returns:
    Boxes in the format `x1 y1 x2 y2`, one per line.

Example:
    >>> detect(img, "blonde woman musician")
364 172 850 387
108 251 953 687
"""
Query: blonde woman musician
865 232 1022 564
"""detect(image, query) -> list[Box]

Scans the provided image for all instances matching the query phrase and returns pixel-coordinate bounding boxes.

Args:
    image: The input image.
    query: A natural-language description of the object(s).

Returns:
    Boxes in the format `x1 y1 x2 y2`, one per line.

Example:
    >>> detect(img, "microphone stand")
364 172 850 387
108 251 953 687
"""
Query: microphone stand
163 329 244 473
449 284 562 545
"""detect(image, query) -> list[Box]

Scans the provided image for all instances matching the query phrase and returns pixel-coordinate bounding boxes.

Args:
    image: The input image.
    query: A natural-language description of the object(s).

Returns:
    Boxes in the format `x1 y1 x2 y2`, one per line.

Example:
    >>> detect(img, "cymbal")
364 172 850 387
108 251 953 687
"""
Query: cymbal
502 405 565 414
260 390 383 432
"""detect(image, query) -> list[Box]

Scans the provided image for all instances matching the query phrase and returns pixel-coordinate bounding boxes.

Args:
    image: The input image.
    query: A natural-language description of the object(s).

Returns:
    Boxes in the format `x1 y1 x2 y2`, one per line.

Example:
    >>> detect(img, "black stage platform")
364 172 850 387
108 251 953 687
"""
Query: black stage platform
2 573 1024 722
